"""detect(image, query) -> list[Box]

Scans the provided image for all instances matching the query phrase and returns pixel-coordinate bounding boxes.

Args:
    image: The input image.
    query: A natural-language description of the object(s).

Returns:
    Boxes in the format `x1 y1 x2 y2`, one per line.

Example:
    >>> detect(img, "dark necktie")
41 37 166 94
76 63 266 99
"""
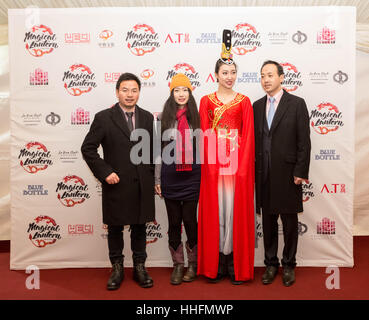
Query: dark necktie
126 112 134 132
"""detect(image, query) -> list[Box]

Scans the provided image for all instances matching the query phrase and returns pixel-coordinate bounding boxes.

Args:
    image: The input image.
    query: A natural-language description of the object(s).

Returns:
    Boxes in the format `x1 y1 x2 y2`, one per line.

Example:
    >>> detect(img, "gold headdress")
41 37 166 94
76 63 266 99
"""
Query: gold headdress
220 29 234 65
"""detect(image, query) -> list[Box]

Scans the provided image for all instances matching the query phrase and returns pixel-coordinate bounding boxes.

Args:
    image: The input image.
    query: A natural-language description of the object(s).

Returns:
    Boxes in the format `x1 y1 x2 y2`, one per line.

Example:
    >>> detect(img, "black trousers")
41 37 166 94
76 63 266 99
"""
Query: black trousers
164 198 198 250
107 224 147 265
261 177 298 268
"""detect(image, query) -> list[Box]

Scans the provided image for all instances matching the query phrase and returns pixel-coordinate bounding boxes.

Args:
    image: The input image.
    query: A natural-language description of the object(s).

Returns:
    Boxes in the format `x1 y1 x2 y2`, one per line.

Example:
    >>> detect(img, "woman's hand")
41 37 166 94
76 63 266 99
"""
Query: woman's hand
155 184 162 198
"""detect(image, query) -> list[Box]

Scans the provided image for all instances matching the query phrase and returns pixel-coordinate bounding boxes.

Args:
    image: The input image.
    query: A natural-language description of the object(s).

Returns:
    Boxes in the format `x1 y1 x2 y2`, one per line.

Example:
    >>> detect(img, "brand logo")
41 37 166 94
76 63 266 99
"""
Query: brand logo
18 142 53 174
292 31 307 44
126 24 160 56
310 103 344 135
65 33 90 44
140 69 156 88
166 63 200 90
298 222 308 236
30 68 48 86
27 216 61 248
321 184 346 194
196 33 221 44
165 33 190 44
237 72 260 84
206 73 216 83
141 69 154 80
104 72 121 83
317 27 336 44
317 218 336 235
24 25 58 57
21 113 42 126
45 112 61 126
267 31 288 45
309 71 329 85
56 175 90 207
23 185 48 196
232 23 262 55
145 220 163 244
68 224 94 235
315 149 340 161
302 182 315 202
281 62 303 92
63 64 97 96
71 107 90 125
333 71 348 84
58 150 79 164
98 29 115 48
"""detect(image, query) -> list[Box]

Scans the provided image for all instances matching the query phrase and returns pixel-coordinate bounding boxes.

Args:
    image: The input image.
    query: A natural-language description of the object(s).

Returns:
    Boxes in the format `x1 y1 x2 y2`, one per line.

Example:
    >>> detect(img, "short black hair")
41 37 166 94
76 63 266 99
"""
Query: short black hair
116 72 141 90
261 60 284 76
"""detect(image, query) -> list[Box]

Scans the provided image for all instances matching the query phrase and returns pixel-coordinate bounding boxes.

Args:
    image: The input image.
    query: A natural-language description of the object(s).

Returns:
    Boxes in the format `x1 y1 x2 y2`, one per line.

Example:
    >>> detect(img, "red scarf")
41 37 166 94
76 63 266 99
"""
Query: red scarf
176 107 193 171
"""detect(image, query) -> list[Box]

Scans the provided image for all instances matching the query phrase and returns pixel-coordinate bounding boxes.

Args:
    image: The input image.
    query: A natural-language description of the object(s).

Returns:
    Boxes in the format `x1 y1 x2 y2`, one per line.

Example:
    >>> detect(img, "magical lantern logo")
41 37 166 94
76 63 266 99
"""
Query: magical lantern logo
281 62 303 92
24 25 58 57
145 220 163 244
56 175 90 207
125 24 160 56
232 23 262 55
62 64 97 96
310 103 344 135
27 216 61 248
166 63 200 91
18 142 53 174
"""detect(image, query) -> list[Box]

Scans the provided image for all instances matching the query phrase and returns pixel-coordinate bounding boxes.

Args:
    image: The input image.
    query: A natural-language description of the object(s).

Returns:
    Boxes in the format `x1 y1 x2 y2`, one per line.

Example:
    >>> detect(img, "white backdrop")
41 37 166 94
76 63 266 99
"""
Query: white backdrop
9 7 355 269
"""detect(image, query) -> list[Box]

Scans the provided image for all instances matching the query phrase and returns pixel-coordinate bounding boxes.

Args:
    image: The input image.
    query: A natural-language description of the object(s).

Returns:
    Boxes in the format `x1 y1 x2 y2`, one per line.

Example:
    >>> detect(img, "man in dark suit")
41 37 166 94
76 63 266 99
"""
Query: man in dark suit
81 73 155 290
253 61 311 287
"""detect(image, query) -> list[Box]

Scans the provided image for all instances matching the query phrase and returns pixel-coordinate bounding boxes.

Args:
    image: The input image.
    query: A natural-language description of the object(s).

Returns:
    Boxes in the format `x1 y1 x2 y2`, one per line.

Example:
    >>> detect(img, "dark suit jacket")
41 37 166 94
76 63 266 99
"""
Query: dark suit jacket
253 90 311 214
81 103 155 225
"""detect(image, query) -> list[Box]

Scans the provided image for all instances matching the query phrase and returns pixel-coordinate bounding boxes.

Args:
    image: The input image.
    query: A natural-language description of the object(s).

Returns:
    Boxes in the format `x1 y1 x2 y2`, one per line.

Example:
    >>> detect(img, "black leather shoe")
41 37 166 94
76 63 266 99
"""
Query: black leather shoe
107 262 124 290
261 266 278 285
133 263 153 288
282 267 295 287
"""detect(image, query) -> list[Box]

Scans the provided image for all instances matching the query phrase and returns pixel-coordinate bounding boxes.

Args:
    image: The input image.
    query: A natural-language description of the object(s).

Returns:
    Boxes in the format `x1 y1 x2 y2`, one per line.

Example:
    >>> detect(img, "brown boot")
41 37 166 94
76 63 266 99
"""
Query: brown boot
183 242 197 282
169 243 184 285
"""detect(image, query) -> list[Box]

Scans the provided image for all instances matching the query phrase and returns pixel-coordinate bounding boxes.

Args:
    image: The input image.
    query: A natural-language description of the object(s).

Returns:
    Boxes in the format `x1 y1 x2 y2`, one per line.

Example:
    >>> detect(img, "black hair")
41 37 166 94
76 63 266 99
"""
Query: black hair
215 59 238 74
261 60 284 76
160 89 200 134
116 72 141 90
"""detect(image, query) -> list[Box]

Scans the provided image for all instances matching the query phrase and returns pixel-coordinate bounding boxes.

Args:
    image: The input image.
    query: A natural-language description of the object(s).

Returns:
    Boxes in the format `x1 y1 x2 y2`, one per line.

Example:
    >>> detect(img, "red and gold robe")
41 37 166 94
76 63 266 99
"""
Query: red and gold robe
197 92 255 281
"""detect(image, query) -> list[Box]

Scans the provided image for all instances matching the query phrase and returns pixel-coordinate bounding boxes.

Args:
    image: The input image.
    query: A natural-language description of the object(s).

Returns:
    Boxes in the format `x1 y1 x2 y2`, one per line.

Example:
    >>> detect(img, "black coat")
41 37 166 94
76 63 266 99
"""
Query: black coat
253 90 311 214
81 103 155 225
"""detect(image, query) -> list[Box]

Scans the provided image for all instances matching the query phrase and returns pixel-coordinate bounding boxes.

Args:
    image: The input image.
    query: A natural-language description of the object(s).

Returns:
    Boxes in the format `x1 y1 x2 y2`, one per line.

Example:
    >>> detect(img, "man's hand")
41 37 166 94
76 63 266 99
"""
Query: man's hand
294 176 309 185
105 172 120 184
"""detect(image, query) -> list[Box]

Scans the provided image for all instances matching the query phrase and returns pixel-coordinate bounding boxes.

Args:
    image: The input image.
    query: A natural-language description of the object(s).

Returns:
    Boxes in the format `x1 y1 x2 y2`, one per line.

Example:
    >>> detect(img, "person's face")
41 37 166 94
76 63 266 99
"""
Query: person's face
261 64 284 96
216 63 237 89
116 80 140 109
173 86 190 107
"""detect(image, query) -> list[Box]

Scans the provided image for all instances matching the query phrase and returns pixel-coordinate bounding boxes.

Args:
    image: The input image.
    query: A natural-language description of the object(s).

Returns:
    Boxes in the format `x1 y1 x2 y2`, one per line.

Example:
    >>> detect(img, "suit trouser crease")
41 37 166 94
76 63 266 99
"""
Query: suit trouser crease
261 176 298 268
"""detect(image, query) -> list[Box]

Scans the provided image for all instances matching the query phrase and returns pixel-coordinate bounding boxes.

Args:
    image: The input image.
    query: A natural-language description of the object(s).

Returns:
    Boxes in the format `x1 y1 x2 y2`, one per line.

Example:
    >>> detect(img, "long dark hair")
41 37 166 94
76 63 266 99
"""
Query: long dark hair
160 89 200 134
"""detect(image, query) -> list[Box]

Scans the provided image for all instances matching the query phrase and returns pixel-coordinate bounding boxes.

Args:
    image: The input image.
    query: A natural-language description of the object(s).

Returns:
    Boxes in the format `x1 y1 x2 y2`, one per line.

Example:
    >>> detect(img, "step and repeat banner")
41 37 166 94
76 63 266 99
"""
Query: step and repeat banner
9 7 355 269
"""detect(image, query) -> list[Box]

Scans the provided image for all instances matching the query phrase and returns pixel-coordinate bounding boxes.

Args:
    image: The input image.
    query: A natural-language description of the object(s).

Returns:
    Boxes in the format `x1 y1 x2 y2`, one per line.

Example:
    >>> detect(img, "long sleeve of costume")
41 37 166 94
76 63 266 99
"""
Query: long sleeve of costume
233 97 255 280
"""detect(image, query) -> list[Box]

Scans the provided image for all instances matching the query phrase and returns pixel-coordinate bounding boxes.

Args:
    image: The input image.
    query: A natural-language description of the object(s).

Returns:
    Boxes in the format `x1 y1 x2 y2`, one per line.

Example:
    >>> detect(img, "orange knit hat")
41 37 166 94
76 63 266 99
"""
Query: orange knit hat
169 73 192 92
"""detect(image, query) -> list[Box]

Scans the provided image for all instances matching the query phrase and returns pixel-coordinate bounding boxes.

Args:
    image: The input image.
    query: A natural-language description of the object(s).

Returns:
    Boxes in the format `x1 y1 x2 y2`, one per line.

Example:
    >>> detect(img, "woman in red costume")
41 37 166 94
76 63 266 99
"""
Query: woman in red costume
197 30 255 284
